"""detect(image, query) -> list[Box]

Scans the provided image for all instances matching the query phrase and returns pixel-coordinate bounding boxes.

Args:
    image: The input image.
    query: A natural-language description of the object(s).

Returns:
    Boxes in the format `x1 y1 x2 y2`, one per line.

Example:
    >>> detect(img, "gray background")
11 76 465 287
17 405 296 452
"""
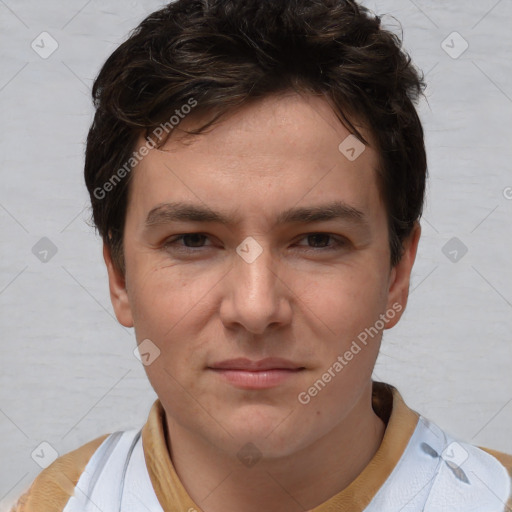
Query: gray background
0 0 511 509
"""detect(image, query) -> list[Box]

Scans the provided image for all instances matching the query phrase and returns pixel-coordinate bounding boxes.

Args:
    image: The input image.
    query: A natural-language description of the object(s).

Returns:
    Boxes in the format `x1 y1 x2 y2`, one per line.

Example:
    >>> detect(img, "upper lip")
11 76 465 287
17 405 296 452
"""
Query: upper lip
208 358 305 371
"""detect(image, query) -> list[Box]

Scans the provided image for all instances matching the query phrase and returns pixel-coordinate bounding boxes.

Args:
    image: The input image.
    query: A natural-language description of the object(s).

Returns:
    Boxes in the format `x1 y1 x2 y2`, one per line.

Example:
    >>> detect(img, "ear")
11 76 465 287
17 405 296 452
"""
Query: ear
103 242 134 328
384 222 421 329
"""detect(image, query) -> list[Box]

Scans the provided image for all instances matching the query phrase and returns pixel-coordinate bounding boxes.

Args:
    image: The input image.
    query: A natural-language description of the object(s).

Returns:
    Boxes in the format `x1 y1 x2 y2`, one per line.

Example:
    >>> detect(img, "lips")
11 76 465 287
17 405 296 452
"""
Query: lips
209 357 304 371
207 358 305 389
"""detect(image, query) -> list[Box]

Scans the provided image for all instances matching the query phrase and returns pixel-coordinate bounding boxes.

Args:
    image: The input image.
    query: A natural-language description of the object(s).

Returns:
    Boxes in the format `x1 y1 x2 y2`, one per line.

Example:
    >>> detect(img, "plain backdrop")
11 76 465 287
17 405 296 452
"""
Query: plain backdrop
0 0 511 509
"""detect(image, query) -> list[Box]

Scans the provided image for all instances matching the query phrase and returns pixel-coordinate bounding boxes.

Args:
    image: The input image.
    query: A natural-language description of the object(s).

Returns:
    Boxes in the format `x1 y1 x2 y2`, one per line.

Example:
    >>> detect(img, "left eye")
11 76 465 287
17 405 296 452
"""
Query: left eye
295 233 347 250
164 233 211 249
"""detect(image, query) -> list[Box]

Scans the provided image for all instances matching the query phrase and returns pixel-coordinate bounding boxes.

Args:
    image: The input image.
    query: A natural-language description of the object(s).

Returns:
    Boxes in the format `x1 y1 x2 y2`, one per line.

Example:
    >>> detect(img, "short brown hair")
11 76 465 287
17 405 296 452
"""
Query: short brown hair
84 0 427 273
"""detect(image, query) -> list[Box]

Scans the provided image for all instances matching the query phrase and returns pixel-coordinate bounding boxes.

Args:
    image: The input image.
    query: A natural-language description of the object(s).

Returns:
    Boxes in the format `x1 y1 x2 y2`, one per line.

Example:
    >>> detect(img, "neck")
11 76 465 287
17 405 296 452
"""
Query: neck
165 381 386 512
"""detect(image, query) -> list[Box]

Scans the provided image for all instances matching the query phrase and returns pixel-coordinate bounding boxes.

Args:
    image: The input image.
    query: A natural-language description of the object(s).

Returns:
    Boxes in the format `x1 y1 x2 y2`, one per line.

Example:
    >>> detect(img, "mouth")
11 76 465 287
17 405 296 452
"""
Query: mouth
207 358 306 389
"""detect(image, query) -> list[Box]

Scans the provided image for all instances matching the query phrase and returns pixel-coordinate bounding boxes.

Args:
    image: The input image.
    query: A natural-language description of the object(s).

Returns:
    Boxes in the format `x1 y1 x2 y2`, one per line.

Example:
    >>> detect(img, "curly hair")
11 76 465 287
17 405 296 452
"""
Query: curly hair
85 0 427 273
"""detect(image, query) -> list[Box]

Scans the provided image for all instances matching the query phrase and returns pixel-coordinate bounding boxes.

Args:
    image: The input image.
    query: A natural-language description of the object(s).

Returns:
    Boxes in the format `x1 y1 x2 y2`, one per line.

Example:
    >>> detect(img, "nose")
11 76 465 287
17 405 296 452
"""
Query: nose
219 241 292 335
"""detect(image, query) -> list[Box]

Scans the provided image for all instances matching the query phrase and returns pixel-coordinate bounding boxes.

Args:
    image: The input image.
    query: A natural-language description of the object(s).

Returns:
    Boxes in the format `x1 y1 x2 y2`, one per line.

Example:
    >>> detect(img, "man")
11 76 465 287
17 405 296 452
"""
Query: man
11 0 512 510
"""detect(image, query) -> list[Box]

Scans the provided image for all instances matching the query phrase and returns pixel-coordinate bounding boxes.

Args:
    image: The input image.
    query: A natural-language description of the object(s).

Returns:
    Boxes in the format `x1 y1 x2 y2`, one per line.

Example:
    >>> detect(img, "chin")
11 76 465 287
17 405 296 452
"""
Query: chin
219 405 310 454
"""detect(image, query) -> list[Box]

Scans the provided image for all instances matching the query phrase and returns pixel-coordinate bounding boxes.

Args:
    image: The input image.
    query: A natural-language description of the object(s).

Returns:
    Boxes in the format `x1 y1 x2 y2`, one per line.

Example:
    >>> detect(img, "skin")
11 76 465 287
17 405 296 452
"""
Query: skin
104 92 421 512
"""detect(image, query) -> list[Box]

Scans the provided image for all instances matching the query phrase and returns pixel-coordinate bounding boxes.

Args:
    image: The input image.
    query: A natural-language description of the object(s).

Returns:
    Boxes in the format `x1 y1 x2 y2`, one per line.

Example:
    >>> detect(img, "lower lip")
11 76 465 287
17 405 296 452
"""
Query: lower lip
209 368 303 389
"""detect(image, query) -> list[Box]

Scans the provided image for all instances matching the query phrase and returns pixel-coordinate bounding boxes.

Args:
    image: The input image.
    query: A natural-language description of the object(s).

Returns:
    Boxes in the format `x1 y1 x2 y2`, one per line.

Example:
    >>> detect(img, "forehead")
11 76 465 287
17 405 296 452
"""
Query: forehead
158 93 377 165
127 93 383 223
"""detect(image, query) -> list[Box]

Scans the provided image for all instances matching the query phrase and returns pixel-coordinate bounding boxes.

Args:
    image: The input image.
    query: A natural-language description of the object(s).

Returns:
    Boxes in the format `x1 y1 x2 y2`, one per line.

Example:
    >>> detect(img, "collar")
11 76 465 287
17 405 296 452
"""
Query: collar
141 380 420 511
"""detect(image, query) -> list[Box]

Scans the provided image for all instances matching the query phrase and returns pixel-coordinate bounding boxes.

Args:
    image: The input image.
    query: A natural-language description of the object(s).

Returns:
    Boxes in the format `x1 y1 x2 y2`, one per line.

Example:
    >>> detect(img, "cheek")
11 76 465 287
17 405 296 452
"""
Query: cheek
127 262 225 372
130 261 211 324
301 260 390 332
129 267 214 394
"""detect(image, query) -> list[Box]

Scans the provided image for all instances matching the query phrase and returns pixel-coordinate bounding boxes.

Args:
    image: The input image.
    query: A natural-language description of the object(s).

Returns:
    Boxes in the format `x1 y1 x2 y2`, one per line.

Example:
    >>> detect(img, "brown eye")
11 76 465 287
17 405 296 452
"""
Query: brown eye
180 233 208 247
295 233 348 251
163 233 212 251
306 233 331 248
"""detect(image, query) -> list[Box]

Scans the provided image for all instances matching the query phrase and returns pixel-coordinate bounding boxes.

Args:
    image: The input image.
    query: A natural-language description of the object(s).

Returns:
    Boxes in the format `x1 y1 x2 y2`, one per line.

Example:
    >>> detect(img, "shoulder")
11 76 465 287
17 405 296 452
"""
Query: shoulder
10 433 110 512
416 417 512 511
380 412 512 511
478 445 512 477
477 444 512 510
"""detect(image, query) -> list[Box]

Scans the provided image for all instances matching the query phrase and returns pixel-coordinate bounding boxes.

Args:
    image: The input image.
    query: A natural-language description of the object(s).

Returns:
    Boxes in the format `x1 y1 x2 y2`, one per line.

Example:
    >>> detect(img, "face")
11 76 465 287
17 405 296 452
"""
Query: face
105 92 420 458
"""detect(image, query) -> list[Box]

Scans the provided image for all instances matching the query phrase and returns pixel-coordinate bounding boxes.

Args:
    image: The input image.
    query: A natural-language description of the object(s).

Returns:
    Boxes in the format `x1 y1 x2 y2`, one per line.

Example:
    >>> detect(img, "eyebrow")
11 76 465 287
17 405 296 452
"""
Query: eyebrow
144 200 369 229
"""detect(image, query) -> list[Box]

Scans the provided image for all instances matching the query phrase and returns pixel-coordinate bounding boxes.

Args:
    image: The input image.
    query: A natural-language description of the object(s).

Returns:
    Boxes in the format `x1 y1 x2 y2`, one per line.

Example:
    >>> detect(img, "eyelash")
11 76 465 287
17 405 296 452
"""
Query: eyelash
162 233 349 253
